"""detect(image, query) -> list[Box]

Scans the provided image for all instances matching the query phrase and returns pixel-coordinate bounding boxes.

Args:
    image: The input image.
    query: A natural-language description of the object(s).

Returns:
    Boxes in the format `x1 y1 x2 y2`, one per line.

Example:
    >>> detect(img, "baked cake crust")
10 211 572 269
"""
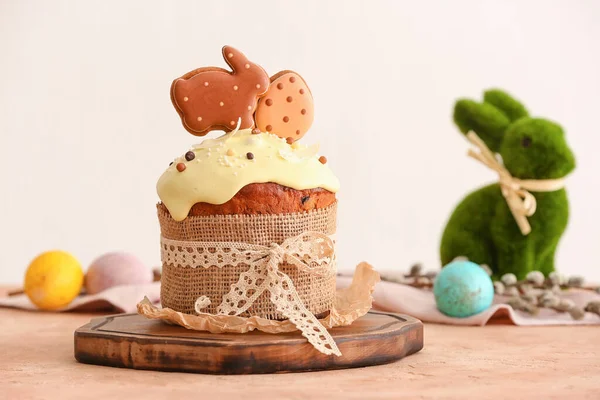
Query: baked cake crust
158 182 336 217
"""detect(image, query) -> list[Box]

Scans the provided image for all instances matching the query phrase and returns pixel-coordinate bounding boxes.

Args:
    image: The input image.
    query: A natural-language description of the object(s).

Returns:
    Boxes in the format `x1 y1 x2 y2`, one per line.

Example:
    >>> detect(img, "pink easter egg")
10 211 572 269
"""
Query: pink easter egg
85 252 153 295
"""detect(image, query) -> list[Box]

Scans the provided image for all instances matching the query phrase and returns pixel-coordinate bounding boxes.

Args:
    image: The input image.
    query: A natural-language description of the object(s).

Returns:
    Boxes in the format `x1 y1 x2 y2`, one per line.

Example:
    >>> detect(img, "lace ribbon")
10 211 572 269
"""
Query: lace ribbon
160 232 341 356
466 131 566 235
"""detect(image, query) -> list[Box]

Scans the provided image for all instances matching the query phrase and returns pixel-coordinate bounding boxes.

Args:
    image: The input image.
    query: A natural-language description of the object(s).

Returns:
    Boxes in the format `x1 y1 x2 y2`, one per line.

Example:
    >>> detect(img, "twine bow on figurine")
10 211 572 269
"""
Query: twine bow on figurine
466 131 566 235
159 232 341 355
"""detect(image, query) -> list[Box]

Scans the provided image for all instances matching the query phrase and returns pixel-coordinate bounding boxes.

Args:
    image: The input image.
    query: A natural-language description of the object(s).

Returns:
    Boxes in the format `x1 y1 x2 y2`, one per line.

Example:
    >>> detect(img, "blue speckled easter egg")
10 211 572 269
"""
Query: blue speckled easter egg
433 260 494 318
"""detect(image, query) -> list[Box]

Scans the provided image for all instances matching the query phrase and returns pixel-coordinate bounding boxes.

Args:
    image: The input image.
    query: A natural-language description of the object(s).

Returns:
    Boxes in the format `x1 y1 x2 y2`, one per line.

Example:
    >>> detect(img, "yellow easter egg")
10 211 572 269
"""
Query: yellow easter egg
24 250 84 310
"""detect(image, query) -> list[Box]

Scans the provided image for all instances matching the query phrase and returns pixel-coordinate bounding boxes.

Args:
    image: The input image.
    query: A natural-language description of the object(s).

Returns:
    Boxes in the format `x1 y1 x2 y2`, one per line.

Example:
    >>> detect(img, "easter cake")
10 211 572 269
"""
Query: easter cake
156 46 340 320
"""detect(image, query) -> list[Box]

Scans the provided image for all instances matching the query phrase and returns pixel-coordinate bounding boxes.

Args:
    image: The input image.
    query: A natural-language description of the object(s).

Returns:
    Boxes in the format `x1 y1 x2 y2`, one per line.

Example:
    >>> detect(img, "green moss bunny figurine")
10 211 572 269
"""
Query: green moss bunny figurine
440 89 576 279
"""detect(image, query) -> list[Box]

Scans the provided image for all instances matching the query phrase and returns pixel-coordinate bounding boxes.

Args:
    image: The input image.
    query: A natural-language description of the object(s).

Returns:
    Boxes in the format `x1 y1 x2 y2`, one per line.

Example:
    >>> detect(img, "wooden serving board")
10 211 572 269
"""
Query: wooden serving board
74 311 423 374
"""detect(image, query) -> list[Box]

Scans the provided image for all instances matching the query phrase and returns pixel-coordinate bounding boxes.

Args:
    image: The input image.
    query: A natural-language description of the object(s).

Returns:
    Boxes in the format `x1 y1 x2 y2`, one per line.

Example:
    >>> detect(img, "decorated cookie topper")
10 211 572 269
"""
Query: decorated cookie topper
255 70 315 141
171 46 270 136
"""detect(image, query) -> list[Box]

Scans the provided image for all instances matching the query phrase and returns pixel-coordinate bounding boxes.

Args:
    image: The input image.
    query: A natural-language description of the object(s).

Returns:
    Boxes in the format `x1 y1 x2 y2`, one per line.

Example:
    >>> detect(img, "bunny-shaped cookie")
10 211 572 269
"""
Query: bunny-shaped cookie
440 89 576 279
171 46 270 136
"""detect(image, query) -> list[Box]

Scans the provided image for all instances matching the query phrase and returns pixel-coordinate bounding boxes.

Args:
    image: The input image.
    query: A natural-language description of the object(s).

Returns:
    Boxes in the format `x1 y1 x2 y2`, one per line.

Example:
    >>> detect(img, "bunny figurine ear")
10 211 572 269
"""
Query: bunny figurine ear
483 89 529 122
453 99 511 153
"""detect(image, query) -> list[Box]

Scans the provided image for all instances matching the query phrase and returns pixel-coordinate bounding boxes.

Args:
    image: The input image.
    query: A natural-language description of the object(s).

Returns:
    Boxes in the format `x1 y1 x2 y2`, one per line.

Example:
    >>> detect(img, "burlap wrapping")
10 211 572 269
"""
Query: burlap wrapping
158 203 337 320
138 262 380 356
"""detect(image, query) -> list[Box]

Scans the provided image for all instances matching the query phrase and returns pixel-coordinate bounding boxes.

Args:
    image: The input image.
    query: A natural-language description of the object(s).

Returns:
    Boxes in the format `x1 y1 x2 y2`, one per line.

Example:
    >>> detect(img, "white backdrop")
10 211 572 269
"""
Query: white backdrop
1 0 599 284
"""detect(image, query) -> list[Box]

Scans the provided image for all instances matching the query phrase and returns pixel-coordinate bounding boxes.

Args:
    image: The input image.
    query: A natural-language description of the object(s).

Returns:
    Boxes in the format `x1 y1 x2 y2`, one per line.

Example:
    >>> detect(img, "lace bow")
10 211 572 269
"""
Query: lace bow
466 131 566 235
160 232 340 356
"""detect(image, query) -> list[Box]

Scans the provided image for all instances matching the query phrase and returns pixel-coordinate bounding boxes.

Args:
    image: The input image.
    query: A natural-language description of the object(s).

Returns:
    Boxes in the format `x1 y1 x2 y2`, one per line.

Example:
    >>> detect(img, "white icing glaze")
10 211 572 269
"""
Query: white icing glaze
157 128 340 221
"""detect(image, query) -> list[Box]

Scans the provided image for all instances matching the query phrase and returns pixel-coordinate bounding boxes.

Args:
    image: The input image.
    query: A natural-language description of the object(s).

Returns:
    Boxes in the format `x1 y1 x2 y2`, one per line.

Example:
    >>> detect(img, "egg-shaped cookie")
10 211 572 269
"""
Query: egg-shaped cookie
254 71 314 141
